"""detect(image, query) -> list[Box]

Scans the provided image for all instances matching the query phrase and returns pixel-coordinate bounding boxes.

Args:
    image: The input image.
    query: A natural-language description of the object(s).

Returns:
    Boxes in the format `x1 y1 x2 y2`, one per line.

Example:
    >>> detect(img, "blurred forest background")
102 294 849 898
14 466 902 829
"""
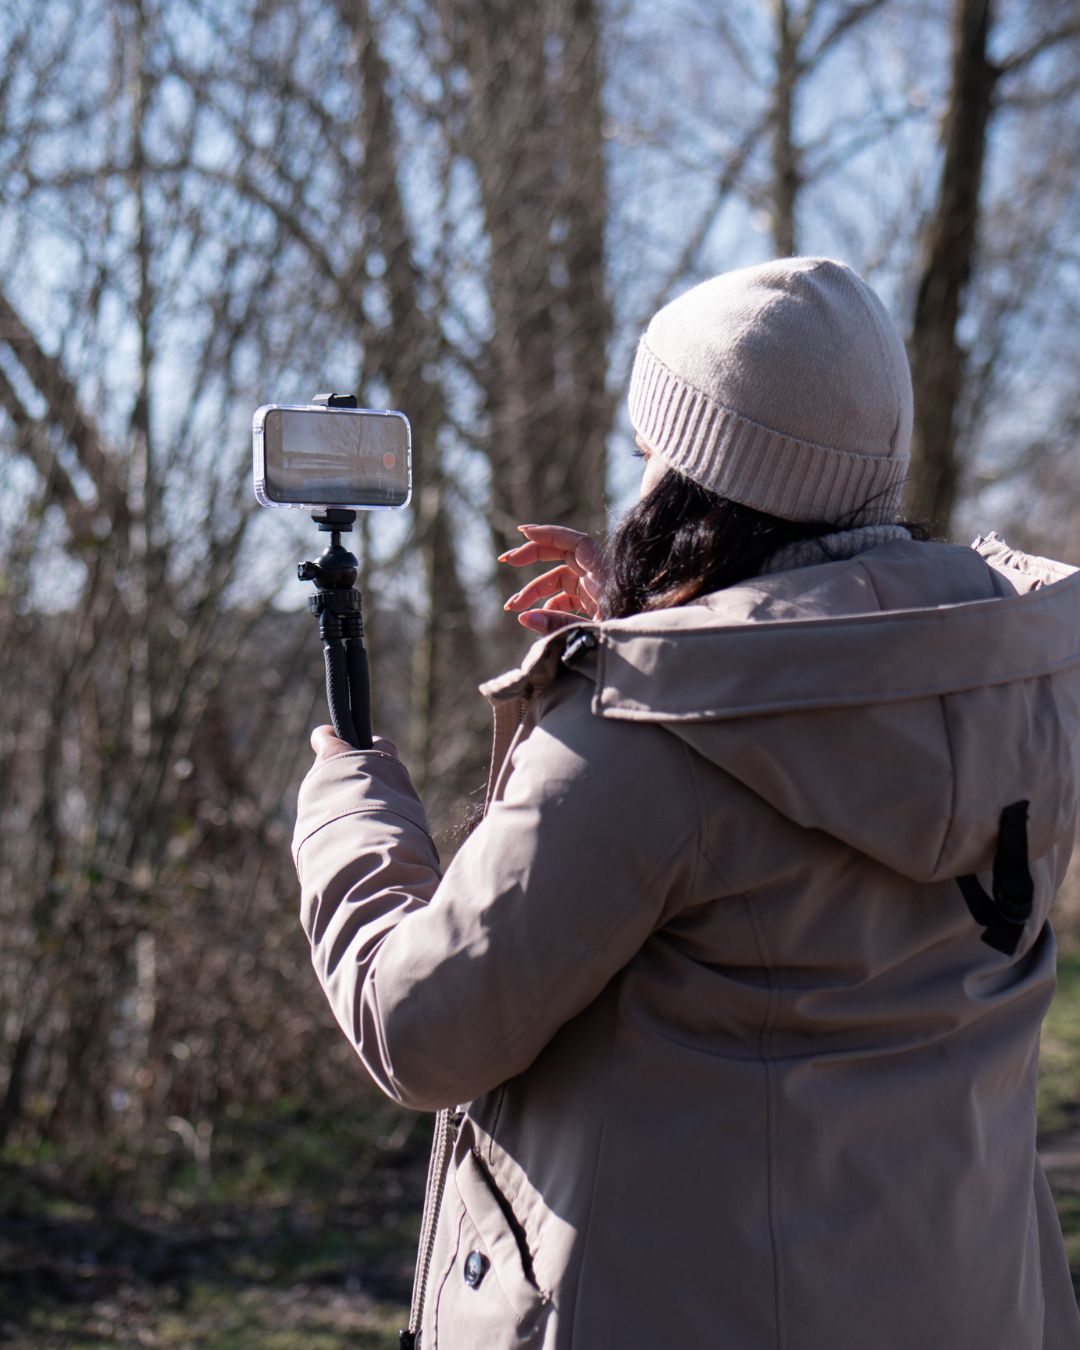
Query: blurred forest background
4 0 1080 1343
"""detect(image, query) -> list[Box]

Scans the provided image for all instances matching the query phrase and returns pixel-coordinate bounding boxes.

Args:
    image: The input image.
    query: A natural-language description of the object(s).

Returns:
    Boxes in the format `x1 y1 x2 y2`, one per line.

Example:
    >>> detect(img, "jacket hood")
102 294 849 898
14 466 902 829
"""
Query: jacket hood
485 535 1080 884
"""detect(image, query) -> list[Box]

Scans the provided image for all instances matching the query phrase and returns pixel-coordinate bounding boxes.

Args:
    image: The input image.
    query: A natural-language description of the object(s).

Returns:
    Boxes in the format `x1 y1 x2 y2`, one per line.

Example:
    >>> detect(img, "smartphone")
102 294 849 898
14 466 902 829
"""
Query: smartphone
253 403 412 510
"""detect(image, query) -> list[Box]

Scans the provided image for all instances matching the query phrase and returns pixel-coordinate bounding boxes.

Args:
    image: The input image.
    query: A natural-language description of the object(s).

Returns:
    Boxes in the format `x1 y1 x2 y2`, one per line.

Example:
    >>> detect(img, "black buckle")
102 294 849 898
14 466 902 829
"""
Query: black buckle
561 628 598 668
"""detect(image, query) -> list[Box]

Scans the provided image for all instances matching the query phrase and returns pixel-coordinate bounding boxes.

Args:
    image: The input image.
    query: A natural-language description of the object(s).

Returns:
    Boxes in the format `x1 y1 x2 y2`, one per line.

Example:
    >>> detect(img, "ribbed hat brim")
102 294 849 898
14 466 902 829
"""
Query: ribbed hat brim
629 338 908 526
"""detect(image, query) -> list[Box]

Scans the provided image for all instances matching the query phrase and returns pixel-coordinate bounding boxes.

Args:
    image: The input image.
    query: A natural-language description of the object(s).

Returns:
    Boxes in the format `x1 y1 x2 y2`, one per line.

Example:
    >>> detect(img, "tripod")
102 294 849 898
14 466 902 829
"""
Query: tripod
299 507 372 749
297 395 372 750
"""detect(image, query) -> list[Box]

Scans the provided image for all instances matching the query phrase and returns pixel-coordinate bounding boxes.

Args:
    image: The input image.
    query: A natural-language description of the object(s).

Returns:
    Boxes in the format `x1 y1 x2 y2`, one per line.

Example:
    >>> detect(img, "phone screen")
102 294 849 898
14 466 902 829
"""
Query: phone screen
254 405 411 509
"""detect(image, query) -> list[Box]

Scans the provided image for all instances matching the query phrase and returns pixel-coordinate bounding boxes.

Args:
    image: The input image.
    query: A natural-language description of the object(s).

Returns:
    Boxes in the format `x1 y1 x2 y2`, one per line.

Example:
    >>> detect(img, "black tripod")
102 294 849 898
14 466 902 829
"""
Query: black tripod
297 395 372 750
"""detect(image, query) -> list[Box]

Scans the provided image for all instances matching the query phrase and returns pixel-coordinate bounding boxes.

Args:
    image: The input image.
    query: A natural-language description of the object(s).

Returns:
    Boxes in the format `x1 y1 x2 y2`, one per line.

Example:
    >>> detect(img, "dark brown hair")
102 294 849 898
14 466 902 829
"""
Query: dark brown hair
600 470 842 620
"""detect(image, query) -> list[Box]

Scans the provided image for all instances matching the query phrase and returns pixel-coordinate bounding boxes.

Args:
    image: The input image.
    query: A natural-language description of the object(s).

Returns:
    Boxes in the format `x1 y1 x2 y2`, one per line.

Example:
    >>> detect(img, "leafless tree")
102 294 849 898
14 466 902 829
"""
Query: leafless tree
4 0 1080 1158
907 0 1080 532
0 0 614 1145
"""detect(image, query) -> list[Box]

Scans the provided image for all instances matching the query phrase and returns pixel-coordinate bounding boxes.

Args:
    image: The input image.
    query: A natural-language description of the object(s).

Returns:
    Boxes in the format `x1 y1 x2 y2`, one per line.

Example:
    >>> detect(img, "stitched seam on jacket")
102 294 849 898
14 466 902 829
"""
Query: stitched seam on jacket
305 749 402 775
854 556 886 614
484 1085 506 1165
567 991 619 1350
697 836 741 897
294 807 438 860
745 896 785 1350
691 747 762 896
430 1205 467 1350
928 693 959 880
426 820 698 1108
682 740 710 901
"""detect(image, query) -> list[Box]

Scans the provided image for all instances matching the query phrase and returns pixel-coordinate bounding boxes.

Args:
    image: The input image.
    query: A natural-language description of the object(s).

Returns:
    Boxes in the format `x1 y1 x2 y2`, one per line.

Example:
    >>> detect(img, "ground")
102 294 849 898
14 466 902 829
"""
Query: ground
5 953 1080 1348
0 1103 425 1349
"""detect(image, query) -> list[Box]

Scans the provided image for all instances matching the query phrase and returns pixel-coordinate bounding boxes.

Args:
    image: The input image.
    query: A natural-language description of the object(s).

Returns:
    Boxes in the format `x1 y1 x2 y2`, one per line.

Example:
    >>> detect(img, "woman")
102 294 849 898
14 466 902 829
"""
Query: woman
294 258 1080 1349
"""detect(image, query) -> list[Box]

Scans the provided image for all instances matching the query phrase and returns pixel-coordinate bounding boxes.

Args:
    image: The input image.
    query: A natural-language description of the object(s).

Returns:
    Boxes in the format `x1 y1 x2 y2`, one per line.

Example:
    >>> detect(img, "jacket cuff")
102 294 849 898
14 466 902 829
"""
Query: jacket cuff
293 750 435 866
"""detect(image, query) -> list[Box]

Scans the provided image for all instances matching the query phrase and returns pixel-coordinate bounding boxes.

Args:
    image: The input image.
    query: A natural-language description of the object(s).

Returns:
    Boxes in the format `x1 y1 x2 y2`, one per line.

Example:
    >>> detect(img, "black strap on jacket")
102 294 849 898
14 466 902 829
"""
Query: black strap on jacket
956 800 1034 956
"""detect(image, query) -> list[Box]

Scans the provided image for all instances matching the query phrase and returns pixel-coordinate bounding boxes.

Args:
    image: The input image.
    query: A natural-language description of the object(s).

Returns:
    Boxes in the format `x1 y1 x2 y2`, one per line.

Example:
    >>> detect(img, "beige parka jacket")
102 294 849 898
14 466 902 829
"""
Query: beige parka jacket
294 534 1080 1350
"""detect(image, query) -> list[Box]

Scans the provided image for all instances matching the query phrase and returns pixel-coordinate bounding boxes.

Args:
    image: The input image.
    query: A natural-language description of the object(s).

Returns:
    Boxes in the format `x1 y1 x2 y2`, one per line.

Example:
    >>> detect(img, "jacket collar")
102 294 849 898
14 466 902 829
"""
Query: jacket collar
483 536 1080 723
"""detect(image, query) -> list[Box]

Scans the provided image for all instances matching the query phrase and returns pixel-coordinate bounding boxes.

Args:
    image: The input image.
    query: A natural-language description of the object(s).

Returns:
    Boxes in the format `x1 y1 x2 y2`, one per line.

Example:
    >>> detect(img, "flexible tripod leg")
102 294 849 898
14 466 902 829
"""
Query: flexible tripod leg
320 614 359 747
343 610 373 750
345 640 373 749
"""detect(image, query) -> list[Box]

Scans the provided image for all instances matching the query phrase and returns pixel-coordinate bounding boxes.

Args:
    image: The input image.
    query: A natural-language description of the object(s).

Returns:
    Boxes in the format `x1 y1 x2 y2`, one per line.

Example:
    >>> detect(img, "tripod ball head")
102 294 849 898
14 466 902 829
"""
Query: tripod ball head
297 539 358 591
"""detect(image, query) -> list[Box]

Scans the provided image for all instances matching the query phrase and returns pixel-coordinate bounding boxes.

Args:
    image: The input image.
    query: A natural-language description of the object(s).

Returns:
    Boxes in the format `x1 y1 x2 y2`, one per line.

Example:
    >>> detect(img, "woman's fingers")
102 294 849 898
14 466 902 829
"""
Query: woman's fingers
542 592 585 614
517 608 583 635
499 524 603 578
568 533 604 576
499 524 605 629
516 522 595 551
504 564 596 616
578 571 601 607
499 539 584 570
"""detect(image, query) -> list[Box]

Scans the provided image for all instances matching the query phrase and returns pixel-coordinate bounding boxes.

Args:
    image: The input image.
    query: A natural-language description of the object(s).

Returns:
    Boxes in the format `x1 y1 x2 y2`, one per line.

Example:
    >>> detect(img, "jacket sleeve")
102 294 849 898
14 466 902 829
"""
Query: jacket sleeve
293 674 701 1111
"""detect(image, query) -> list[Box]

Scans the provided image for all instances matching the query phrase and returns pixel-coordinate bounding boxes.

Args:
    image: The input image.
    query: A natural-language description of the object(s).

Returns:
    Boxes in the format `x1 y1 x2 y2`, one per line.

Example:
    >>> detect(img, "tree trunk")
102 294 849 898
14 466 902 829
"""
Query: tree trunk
771 0 800 257
554 0 612 541
441 0 612 549
906 0 998 532
348 0 485 802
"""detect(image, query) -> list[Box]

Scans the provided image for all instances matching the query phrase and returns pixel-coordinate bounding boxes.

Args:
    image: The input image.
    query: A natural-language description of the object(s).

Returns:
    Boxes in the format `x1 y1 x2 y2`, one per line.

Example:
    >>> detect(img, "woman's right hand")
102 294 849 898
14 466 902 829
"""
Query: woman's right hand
498 524 606 634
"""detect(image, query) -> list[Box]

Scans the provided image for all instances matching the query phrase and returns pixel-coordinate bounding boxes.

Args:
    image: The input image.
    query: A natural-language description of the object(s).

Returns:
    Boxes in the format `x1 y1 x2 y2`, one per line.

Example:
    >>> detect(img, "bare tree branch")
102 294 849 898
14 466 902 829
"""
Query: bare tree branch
0 364 90 536
0 288 127 526
803 0 892 69
997 17 1080 76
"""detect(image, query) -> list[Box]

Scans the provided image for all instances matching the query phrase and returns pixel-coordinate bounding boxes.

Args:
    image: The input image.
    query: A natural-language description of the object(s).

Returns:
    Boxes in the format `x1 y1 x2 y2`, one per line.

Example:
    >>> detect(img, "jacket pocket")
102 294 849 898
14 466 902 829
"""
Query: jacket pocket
451 1147 547 1328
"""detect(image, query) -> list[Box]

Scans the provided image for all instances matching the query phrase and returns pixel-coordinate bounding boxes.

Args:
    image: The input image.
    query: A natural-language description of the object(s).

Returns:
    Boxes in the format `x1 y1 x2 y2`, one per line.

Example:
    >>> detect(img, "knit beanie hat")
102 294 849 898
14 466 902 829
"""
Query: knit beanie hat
627 257 912 525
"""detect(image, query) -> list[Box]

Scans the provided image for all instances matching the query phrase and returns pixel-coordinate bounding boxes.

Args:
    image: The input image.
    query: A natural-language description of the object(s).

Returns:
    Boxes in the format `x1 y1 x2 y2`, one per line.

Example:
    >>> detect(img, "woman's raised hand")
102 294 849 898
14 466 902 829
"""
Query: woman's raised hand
499 524 605 634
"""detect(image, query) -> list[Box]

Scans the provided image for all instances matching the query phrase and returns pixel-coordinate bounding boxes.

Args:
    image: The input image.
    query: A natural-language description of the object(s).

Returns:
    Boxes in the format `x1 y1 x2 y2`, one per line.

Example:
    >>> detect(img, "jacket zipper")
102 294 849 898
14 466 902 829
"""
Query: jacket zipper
406 1106 461 1343
405 692 531 1344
